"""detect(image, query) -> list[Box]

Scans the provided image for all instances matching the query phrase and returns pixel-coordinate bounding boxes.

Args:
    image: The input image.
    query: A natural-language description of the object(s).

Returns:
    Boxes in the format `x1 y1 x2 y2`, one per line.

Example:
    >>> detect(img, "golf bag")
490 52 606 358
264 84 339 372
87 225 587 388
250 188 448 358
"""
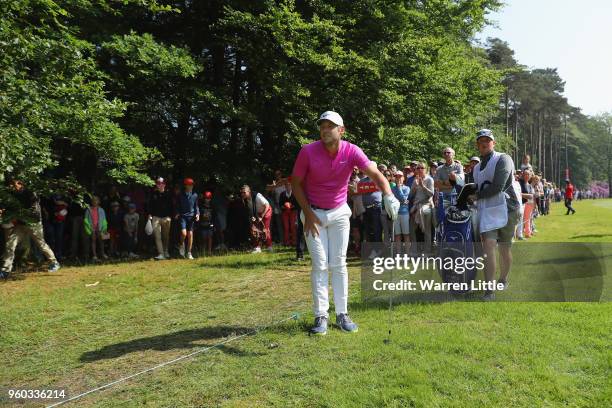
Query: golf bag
437 187 477 294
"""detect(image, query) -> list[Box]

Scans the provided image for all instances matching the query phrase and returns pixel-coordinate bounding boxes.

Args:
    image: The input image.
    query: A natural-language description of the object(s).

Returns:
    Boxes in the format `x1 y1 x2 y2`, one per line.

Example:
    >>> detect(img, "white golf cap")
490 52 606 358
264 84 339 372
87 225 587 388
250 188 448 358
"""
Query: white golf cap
316 111 344 127
476 128 494 141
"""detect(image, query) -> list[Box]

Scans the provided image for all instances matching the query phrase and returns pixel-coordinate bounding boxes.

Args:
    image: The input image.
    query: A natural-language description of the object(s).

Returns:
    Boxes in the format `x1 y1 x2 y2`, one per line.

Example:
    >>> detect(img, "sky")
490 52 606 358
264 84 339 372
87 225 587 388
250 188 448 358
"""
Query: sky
477 0 612 116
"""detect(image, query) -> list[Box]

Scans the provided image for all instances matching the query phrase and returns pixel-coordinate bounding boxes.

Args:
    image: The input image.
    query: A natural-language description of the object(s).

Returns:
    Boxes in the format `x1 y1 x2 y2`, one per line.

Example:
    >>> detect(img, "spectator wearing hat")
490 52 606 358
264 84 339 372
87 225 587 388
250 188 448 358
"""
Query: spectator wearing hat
279 178 299 247
392 171 411 253
464 156 480 184
198 191 214 256
48 193 68 261
124 203 140 258
147 177 173 260
107 200 124 257
405 161 418 188
564 179 576 215
121 195 132 213
408 162 435 254
428 161 438 179
84 195 108 261
240 184 272 253
0 177 61 278
471 129 521 301
175 178 199 259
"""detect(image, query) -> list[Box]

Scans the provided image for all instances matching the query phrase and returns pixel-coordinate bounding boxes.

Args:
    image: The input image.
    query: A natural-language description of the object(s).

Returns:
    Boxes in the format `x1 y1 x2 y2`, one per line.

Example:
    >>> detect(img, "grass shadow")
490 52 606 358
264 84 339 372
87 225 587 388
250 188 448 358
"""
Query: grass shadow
80 326 262 362
569 234 612 239
199 255 308 270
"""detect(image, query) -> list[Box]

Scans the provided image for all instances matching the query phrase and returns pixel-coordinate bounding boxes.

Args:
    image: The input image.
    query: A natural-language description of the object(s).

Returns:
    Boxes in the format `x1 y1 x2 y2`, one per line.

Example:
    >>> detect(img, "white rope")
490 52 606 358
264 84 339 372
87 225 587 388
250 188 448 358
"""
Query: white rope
46 314 298 408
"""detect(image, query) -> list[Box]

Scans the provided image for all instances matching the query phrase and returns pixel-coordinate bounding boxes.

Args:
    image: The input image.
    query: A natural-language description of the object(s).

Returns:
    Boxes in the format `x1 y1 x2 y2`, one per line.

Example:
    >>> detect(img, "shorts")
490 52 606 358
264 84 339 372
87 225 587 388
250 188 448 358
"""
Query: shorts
214 213 227 231
393 213 410 235
481 209 520 244
199 228 213 238
180 216 195 231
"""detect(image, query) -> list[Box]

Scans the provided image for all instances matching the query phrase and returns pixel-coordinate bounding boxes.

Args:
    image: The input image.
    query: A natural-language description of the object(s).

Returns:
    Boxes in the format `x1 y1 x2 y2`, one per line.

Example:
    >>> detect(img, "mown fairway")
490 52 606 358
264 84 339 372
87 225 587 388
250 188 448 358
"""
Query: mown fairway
1 200 610 407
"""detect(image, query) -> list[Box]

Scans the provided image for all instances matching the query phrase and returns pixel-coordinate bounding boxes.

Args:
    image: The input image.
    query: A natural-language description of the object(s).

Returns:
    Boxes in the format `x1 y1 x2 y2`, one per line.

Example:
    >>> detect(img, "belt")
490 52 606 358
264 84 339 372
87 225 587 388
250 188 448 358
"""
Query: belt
311 204 332 211
365 204 381 209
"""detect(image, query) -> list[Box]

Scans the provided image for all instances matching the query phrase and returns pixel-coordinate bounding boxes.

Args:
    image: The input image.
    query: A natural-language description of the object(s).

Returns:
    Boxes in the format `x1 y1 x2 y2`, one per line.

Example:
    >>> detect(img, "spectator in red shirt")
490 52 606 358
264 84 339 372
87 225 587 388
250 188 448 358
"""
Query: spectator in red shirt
564 179 576 215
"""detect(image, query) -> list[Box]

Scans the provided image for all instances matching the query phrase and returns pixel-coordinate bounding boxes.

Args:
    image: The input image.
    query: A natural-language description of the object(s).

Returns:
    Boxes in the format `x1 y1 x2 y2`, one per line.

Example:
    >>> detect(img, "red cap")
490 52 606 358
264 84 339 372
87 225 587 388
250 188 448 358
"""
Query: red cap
203 191 212 199
183 178 194 186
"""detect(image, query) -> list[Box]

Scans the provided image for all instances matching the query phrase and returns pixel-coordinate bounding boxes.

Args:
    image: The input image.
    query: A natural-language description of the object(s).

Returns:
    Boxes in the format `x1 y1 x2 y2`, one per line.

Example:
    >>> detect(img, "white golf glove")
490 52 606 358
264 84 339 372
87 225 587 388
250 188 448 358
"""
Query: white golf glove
383 194 400 221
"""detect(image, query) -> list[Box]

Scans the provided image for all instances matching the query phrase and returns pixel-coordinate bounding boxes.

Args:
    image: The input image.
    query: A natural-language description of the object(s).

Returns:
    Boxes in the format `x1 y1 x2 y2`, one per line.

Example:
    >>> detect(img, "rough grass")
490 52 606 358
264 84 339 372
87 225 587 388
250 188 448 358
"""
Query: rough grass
0 199 610 407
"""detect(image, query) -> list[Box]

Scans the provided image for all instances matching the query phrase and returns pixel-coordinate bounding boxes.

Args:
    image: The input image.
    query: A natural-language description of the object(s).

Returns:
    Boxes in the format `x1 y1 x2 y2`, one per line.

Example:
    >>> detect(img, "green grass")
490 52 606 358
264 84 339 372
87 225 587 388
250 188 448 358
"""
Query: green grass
1 200 611 407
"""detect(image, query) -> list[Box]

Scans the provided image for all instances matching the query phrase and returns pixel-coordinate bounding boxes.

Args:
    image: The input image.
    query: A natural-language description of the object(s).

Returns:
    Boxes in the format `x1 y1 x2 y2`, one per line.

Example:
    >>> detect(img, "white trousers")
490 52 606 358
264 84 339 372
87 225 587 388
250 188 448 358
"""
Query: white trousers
301 203 352 318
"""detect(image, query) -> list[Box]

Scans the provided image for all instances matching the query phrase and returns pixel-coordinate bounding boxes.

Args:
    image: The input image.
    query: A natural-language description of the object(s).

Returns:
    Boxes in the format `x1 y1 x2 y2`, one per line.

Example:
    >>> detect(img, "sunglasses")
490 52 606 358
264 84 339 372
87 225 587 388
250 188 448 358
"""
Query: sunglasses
443 152 452 155
416 166 425 169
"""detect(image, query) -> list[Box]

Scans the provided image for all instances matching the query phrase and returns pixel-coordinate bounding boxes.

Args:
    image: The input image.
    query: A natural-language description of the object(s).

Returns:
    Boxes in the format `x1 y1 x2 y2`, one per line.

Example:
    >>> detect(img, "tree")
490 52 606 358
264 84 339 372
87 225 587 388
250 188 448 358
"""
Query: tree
0 0 158 202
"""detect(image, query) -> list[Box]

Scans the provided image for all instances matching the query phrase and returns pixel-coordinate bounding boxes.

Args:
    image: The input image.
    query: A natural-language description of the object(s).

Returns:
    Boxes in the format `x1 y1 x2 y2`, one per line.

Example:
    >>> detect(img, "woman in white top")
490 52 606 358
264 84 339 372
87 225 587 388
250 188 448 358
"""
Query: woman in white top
408 162 435 254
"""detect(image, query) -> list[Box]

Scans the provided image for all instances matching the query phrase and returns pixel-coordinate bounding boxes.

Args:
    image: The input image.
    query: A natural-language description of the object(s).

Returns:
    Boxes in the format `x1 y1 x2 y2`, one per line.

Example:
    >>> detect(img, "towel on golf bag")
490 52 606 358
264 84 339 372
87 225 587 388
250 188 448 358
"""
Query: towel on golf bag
250 218 268 247
455 183 477 210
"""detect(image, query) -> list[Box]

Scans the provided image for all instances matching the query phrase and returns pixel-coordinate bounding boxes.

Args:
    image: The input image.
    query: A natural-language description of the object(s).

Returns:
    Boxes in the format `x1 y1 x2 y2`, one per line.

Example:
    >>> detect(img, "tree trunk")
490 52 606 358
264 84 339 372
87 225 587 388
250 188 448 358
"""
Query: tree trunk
505 88 509 141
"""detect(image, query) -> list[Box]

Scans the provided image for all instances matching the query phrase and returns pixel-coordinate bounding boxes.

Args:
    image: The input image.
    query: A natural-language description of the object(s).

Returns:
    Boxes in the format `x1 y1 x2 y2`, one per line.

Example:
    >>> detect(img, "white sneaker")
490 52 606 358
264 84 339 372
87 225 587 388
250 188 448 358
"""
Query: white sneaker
164 252 170 259
368 250 379 259
251 247 262 254
154 254 166 260
179 245 185 258
129 252 139 258
187 252 194 260
265 246 273 252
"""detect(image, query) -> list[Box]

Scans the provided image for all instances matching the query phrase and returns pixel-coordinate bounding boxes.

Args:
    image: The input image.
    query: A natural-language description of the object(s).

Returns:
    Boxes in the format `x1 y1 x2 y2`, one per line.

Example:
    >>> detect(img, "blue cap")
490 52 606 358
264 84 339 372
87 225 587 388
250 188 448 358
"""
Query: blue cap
476 129 494 141
128 203 136 209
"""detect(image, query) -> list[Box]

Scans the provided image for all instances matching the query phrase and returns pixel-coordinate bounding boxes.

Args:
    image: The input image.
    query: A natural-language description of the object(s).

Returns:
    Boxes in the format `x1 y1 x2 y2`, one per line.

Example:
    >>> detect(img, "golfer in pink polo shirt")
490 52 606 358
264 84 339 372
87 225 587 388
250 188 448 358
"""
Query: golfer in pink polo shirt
291 111 400 335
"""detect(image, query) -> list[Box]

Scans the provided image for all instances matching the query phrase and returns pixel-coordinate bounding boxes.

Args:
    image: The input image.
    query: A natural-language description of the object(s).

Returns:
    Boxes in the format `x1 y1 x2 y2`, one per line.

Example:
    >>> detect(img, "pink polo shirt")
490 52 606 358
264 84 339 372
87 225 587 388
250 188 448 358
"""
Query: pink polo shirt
292 139 371 209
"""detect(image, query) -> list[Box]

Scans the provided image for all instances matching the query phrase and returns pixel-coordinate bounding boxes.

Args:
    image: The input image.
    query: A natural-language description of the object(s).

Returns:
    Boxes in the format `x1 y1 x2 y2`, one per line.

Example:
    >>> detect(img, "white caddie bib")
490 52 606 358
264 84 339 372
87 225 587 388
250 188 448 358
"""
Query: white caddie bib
473 151 508 233
512 179 523 214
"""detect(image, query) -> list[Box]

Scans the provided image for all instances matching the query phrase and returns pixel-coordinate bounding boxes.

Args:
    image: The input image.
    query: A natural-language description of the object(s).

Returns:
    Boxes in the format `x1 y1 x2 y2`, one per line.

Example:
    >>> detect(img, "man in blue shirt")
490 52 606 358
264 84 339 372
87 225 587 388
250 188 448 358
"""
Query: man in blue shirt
175 178 199 259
